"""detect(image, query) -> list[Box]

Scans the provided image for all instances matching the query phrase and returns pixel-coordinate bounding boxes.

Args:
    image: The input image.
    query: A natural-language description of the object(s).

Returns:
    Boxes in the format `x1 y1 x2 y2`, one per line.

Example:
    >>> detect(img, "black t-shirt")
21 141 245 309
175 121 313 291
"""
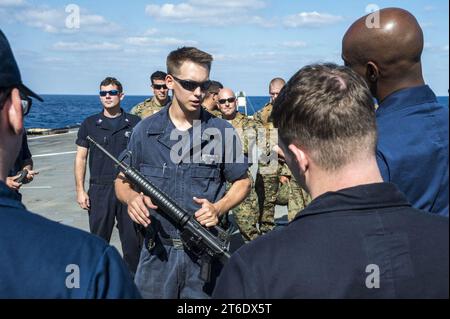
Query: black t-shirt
75 111 140 182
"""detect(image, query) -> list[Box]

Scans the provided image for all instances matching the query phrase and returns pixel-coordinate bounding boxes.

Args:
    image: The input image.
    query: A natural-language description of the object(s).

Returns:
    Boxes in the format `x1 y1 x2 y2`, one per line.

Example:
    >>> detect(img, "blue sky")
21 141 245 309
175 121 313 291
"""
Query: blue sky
0 0 448 96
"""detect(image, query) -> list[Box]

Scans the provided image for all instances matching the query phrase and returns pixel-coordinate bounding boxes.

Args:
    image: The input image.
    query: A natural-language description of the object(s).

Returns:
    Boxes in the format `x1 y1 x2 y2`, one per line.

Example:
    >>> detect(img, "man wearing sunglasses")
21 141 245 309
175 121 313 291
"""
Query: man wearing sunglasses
253 77 286 234
202 80 223 117
0 30 140 298
75 77 142 274
130 71 171 119
254 77 310 233
115 47 251 299
217 88 261 242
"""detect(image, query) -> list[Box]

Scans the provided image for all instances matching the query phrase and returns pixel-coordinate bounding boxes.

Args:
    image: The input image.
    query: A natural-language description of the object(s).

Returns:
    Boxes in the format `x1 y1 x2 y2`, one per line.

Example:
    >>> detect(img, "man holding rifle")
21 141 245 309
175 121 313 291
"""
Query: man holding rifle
115 47 251 299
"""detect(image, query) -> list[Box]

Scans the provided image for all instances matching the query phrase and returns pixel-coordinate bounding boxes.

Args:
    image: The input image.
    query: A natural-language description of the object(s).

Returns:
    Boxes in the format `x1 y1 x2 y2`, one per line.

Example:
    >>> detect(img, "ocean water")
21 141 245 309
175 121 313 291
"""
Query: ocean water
24 95 269 129
24 95 449 129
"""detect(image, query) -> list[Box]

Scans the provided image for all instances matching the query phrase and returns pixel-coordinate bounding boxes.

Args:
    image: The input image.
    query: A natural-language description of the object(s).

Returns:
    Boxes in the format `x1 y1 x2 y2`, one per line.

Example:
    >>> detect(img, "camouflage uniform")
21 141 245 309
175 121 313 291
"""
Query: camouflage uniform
276 165 289 206
253 102 273 125
224 112 261 241
204 107 223 118
130 96 171 119
253 102 280 234
279 163 312 222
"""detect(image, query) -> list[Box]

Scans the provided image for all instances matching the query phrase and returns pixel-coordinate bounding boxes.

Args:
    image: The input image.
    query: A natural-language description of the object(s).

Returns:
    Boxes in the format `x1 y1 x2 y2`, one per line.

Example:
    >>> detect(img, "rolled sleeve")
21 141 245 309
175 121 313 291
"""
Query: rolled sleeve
75 121 89 148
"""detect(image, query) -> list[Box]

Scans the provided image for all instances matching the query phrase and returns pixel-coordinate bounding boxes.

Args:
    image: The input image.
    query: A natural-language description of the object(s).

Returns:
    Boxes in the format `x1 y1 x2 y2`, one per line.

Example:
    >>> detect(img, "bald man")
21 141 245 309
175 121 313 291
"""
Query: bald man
217 88 261 241
254 78 285 126
253 78 285 233
342 8 449 217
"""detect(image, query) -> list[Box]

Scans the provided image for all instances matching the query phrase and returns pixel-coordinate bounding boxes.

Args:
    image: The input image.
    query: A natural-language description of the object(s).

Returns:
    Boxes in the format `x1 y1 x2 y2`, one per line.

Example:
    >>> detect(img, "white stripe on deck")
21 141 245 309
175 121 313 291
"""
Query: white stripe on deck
33 151 77 158
28 131 77 140
21 186 53 189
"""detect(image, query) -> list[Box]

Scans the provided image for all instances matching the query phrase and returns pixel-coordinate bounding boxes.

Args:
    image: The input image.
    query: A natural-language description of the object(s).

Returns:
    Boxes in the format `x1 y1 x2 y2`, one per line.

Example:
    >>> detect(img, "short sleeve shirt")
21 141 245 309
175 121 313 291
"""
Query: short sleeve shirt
76 110 140 183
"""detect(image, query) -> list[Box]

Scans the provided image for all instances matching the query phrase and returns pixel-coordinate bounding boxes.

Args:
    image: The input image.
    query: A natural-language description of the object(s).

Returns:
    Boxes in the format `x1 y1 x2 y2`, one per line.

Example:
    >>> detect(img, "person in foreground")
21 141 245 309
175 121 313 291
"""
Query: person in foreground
0 29 140 299
213 63 449 299
115 47 250 299
342 8 449 216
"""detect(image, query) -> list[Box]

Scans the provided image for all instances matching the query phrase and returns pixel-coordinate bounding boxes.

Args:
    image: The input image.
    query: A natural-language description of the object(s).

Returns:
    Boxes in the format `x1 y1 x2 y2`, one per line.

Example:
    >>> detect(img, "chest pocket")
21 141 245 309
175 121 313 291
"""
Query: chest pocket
139 164 170 191
191 166 220 195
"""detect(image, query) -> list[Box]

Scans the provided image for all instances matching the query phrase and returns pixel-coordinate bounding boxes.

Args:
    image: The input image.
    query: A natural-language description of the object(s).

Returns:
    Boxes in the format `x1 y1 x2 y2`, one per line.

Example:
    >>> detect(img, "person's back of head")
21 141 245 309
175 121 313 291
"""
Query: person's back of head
0 29 140 299
272 63 382 198
0 29 42 179
273 63 376 171
342 8 425 100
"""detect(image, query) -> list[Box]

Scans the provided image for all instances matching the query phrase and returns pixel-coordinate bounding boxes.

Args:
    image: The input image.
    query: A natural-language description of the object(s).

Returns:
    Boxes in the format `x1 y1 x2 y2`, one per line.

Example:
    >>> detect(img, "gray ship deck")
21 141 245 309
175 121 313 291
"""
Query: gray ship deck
22 129 287 254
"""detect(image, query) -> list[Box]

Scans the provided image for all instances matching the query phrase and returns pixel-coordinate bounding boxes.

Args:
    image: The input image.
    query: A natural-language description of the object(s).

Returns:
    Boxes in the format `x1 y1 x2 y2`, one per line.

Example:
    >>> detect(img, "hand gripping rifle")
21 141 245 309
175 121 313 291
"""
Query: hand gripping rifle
87 136 230 281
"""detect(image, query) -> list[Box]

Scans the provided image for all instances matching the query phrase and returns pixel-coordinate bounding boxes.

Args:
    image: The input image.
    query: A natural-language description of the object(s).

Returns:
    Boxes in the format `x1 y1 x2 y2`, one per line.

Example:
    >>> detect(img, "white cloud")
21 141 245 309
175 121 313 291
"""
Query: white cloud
145 0 270 27
9 4 120 34
41 56 65 63
420 22 433 28
212 51 279 64
15 8 62 33
144 28 159 35
424 6 435 12
424 43 449 54
126 36 198 47
284 11 343 28
0 0 25 7
213 53 240 62
53 41 121 52
247 15 276 28
282 41 307 48
189 0 266 10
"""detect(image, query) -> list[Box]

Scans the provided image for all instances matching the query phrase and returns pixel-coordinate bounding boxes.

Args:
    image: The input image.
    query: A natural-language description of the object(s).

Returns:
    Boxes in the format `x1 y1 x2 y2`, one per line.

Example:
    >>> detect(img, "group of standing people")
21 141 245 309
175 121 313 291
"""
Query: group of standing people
0 7 448 299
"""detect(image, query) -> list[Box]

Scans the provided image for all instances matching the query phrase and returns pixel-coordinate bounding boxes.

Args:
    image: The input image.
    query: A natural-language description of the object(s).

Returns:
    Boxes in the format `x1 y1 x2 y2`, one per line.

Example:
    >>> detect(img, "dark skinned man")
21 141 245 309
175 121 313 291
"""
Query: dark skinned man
342 7 448 217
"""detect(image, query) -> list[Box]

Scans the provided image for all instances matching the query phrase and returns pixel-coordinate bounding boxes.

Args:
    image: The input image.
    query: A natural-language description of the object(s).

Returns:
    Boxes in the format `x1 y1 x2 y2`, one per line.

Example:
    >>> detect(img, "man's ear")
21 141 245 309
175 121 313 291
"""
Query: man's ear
288 143 308 173
6 88 24 135
166 75 174 90
366 61 379 83
119 93 125 101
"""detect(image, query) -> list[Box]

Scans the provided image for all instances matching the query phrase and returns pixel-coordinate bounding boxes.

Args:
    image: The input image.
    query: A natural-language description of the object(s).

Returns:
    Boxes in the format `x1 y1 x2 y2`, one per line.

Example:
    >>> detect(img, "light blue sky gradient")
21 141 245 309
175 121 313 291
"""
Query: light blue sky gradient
1 0 448 95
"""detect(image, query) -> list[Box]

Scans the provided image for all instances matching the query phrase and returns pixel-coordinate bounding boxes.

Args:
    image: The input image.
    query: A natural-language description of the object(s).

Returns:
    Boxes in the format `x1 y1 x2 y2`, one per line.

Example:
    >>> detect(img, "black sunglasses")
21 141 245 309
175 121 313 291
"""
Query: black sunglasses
99 90 120 97
19 92 32 116
152 84 168 90
0 88 32 116
170 75 212 92
218 97 236 105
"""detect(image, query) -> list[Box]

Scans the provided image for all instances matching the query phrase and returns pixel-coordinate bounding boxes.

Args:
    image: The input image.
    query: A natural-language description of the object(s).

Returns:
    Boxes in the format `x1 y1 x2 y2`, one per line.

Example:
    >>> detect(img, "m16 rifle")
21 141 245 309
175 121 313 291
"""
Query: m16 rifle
87 136 230 281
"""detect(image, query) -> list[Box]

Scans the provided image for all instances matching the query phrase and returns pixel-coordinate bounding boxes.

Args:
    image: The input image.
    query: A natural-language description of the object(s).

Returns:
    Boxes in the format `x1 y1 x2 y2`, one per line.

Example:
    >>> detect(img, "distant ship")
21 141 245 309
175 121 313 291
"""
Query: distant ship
235 91 256 118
